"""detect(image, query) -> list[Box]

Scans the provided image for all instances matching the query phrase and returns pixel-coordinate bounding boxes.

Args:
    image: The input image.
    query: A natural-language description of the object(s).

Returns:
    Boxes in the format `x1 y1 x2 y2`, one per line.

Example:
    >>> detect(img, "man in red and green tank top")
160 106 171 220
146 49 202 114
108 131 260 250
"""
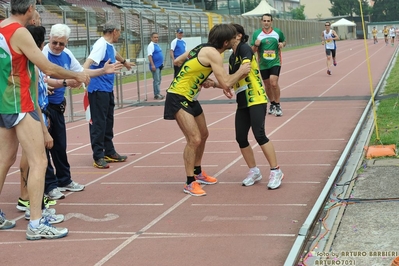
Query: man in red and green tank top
251 13 286 117
0 0 89 240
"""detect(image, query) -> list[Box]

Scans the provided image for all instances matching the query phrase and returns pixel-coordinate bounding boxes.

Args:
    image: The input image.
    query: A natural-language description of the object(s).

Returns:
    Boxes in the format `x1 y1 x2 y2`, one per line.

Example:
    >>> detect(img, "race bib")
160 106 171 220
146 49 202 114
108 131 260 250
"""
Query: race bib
263 50 276 60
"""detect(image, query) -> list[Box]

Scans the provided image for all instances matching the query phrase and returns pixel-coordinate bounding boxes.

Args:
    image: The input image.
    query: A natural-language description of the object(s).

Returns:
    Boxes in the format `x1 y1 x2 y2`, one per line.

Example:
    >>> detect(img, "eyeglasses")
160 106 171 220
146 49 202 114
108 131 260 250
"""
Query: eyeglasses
263 20 271 22
51 41 65 47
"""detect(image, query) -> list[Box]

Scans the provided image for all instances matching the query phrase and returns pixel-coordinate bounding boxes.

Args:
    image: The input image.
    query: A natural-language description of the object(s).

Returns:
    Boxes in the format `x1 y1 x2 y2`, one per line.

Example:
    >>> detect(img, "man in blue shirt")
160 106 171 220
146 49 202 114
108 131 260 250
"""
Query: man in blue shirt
148 32 165 100
83 20 129 169
170 28 186 77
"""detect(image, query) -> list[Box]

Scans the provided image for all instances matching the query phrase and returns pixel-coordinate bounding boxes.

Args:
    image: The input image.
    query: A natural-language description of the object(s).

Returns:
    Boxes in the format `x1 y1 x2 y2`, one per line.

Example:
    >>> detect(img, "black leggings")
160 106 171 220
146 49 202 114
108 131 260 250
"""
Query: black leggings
235 104 269 148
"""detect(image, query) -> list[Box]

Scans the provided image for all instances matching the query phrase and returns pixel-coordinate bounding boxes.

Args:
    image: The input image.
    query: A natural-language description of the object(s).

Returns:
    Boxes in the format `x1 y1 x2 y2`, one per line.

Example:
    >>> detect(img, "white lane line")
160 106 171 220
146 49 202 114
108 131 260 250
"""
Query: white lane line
60 203 164 206
272 139 346 141
191 204 307 207
160 151 237 154
272 150 339 153
132 165 217 168
202 216 268 222
140 232 296 238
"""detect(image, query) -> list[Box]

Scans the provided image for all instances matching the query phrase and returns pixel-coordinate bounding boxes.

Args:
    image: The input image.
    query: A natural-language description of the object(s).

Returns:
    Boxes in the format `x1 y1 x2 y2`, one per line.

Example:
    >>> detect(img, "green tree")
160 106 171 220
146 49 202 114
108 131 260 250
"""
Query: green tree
290 4 306 20
241 0 258 14
329 0 370 18
372 0 399 22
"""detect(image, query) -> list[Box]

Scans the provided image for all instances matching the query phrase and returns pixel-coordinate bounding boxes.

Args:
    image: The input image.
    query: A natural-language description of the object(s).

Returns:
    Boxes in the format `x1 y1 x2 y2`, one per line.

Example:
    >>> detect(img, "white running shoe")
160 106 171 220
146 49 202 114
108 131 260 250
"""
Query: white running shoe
26 217 68 240
242 169 263 187
267 169 284 189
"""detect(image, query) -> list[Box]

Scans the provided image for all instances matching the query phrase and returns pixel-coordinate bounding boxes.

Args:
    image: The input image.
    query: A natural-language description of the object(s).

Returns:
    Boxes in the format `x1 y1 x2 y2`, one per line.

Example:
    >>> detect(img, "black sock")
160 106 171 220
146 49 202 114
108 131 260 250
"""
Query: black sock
271 101 276 106
194 166 201 175
275 102 280 107
41 196 46 209
187 176 196 185
270 166 280 171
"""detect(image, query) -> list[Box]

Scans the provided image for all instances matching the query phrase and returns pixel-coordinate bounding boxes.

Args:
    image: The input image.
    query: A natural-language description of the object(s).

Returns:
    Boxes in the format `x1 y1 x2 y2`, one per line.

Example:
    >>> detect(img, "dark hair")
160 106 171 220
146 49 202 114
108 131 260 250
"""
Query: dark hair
26 25 46 48
262 13 273 21
208 24 237 49
231 23 249 43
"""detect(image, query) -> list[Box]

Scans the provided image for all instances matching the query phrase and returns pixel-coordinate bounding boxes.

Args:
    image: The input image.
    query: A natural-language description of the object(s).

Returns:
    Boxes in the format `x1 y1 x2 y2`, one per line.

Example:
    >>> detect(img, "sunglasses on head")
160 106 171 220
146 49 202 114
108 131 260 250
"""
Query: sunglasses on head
51 41 65 47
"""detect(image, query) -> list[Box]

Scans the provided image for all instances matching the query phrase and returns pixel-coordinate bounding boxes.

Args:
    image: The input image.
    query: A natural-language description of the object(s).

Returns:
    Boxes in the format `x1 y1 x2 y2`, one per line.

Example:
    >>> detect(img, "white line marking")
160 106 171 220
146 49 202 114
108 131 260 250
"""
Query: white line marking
132 165 217 168
160 151 237 154
64 213 119 222
60 203 163 206
202 216 268 222
192 204 307 207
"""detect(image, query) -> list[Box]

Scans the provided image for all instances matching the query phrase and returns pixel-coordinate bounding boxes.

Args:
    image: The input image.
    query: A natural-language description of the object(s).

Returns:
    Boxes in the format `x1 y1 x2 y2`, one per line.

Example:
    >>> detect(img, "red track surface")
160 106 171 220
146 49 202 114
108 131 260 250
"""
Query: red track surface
1 40 396 266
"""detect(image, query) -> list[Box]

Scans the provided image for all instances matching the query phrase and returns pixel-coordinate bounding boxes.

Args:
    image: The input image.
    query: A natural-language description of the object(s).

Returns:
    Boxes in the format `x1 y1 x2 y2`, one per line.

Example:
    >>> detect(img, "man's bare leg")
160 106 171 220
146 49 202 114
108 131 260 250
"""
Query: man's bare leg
269 75 281 103
15 115 47 221
175 109 201 177
193 113 209 167
19 150 30 201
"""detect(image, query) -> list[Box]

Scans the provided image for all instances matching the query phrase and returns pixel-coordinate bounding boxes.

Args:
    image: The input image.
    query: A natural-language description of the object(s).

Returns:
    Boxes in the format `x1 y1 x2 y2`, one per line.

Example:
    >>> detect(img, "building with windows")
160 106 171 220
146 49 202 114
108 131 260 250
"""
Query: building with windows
300 0 332 19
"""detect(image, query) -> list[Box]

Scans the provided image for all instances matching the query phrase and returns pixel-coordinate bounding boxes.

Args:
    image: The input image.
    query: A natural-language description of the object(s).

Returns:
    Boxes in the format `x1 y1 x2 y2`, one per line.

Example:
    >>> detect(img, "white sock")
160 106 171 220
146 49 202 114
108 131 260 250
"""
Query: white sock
29 218 41 228
250 167 260 173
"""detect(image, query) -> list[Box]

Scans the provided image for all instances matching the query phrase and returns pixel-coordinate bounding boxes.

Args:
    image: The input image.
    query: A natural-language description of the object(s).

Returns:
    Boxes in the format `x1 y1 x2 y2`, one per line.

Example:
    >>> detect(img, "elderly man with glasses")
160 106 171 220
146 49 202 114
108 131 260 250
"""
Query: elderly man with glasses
321 22 339 75
42 23 122 199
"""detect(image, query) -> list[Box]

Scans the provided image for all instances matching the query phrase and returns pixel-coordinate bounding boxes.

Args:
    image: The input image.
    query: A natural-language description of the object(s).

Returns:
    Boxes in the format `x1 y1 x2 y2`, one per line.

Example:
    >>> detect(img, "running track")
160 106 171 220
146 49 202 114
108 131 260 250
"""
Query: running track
1 39 397 266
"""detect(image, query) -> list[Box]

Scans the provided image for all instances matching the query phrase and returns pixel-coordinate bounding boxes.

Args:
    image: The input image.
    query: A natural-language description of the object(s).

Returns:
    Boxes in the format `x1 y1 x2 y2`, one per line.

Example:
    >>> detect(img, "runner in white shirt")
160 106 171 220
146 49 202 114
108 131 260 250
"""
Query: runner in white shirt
321 22 339 75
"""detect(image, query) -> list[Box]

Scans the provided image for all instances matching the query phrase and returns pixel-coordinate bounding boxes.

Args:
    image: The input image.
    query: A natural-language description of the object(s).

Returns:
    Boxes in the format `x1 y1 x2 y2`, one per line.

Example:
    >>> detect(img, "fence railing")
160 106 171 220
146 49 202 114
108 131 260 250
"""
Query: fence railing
0 4 324 122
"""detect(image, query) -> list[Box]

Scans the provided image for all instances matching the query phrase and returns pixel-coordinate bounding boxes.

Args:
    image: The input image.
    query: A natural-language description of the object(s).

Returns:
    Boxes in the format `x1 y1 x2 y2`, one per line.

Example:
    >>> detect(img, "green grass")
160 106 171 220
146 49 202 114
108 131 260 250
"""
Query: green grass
369 59 399 147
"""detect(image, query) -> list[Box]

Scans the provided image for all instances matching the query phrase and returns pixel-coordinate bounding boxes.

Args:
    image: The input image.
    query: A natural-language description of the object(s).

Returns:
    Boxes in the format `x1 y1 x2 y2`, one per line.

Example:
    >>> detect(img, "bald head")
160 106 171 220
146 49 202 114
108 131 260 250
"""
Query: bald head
29 10 41 26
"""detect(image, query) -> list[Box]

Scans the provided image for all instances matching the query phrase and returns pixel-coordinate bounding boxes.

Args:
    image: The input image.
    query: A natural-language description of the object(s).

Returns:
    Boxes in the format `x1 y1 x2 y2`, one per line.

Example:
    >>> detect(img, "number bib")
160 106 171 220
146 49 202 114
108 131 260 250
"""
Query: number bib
263 50 276 60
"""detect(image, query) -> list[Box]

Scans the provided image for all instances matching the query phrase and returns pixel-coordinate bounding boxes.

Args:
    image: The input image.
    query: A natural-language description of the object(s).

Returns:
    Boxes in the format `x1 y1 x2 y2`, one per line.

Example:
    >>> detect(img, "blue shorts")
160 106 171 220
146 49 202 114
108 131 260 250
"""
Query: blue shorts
0 110 40 129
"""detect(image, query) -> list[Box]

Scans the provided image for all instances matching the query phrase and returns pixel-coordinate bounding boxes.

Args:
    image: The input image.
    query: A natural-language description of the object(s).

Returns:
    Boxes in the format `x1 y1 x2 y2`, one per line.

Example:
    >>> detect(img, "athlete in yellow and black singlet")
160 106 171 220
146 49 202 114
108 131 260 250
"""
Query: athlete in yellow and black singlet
164 43 216 120
229 42 267 109
167 43 214 101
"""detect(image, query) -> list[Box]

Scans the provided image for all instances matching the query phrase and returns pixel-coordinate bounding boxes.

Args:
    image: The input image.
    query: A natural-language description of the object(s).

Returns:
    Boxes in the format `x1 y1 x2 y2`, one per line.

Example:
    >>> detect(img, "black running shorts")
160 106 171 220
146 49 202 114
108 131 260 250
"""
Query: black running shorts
260 66 281 80
164 92 203 120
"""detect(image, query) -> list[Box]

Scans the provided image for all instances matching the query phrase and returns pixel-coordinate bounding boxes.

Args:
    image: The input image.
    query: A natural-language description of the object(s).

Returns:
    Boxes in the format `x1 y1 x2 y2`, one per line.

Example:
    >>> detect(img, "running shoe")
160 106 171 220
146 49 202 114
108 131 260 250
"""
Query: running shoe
17 196 55 211
45 187 65 200
16 198 30 211
183 181 206 196
268 104 276 115
327 70 331 75
104 152 127 163
275 105 283 117
25 208 64 224
242 169 263 187
0 209 16 230
44 196 57 206
195 171 218 185
26 217 68 240
94 158 109 169
267 169 284 190
333 59 337 66
58 181 85 192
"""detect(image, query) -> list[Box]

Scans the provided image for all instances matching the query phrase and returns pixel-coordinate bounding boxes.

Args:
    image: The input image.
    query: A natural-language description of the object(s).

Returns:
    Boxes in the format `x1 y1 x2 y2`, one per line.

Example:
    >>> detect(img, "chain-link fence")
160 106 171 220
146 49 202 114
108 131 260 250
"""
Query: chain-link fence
0 4 324 121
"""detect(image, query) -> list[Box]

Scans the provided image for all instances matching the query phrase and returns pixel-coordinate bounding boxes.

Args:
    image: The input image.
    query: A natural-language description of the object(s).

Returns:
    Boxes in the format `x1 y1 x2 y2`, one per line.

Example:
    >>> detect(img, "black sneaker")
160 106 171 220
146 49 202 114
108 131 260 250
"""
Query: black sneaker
93 158 109 169
104 152 127 163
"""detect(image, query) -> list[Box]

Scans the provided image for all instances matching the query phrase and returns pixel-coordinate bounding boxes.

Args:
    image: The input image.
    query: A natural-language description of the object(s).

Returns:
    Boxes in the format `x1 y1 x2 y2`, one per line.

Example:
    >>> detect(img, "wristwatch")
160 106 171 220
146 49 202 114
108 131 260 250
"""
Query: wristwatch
63 79 67 87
